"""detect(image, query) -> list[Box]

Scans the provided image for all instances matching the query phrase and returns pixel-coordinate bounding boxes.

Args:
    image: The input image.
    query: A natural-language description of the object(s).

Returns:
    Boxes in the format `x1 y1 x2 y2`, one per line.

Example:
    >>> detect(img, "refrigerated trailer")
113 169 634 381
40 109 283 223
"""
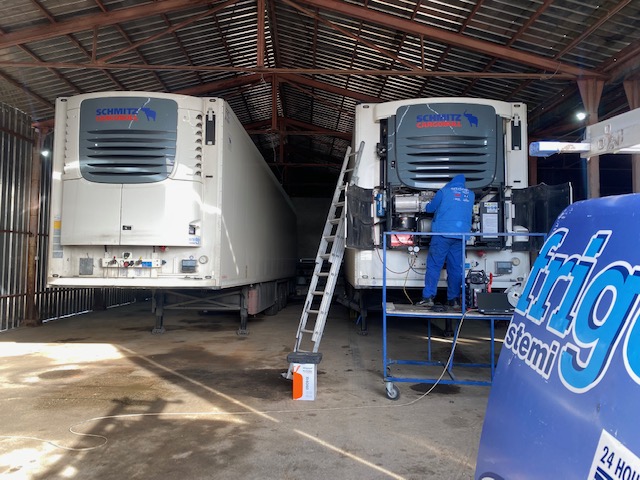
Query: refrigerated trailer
344 97 571 322
48 92 297 333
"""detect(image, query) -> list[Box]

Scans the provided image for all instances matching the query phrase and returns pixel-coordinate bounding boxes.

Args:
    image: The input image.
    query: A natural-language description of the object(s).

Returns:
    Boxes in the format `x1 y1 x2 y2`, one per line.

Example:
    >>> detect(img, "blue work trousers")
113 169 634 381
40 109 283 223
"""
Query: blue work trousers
422 235 464 301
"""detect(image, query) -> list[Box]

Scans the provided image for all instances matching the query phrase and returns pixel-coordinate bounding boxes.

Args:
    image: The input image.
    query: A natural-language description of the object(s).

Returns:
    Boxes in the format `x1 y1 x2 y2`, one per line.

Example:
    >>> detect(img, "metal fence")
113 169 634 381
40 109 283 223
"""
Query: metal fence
0 103 31 331
0 102 135 333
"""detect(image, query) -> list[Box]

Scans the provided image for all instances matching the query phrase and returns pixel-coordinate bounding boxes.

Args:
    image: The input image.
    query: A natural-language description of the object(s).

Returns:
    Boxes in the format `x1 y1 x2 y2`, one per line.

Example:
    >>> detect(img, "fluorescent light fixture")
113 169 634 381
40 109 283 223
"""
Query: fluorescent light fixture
529 141 590 157
531 108 640 157
530 141 640 157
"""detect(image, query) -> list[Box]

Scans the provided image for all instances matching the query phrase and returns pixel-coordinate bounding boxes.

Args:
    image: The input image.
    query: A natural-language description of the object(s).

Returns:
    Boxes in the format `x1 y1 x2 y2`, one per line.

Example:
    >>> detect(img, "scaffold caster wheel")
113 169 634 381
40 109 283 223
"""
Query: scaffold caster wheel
385 382 400 400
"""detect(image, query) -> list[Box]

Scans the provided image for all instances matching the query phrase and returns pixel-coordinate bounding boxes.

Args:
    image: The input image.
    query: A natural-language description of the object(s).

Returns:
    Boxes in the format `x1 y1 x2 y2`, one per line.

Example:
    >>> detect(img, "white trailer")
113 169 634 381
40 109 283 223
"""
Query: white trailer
344 97 570 323
48 92 297 332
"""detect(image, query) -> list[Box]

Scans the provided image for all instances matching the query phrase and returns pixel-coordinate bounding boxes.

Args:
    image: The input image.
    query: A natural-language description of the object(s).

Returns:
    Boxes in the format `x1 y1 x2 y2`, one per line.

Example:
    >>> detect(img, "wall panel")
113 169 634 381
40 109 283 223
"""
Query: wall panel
0 102 135 333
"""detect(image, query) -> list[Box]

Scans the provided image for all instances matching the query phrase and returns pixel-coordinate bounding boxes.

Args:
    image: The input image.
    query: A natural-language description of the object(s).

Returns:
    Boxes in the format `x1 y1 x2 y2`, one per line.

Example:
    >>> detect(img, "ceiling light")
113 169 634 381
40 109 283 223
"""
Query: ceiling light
576 112 587 121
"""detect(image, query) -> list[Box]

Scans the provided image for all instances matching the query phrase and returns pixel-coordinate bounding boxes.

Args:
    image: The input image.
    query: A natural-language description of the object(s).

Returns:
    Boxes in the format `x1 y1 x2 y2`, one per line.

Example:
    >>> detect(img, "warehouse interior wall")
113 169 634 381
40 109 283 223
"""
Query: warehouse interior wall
0 104 135 332
0 103 33 331
291 197 332 260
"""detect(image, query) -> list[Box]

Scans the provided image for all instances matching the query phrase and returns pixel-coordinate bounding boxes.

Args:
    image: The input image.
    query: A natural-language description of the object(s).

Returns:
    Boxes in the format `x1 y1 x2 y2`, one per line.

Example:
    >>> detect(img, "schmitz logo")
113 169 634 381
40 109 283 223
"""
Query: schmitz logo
415 109 479 128
507 228 640 393
95 107 157 122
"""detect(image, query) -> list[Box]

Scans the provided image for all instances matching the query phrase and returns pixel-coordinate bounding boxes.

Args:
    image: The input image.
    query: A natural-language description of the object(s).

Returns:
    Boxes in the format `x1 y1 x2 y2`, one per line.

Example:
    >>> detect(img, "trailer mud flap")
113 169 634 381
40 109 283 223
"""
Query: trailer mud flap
346 184 374 249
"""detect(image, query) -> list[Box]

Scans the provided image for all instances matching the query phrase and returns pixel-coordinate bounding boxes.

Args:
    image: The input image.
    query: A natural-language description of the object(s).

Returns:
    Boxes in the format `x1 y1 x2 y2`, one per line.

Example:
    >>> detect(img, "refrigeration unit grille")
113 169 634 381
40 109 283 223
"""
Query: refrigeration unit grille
389 103 502 190
79 128 177 184
401 135 493 185
76 96 179 184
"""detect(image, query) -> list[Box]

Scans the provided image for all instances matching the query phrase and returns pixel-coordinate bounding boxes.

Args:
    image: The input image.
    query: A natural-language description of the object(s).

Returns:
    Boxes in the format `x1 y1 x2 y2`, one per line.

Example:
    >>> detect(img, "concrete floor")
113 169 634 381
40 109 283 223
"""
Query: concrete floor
0 297 501 480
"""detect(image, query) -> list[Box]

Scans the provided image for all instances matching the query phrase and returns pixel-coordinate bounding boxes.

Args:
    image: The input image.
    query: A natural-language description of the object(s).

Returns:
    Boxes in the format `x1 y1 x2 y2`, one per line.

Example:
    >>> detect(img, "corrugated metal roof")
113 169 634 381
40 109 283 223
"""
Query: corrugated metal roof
0 0 638 195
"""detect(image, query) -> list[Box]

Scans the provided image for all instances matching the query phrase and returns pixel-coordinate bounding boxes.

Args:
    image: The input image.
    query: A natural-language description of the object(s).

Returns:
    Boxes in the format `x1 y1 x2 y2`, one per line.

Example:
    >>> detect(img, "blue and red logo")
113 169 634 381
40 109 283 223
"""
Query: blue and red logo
95 107 157 122
415 110 479 128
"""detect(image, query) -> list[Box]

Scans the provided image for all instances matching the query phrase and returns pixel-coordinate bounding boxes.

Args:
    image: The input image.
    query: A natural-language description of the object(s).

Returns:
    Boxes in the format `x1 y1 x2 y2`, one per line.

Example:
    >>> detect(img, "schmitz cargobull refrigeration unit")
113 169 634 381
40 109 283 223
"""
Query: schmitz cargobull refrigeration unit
48 92 297 333
344 97 571 324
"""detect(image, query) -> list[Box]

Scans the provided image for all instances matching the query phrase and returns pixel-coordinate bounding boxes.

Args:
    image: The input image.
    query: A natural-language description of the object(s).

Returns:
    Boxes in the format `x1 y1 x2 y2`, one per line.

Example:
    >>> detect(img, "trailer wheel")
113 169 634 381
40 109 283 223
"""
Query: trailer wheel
278 282 288 310
264 302 279 316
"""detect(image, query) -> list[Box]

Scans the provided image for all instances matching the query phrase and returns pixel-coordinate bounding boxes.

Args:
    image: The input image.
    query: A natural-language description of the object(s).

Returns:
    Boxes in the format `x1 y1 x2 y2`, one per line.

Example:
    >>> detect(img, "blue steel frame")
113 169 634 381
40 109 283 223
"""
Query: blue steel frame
381 230 546 387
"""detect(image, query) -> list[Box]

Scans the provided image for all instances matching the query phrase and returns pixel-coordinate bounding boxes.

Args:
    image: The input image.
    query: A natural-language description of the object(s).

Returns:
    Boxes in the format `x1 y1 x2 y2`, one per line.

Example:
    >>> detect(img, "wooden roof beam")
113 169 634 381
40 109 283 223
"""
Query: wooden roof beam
277 73 380 103
0 0 225 48
174 73 269 96
296 0 606 79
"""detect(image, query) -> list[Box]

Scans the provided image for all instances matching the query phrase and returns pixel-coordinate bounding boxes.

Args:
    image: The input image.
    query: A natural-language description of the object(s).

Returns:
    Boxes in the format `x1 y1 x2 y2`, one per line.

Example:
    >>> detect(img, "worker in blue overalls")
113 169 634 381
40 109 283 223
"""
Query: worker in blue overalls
417 174 474 311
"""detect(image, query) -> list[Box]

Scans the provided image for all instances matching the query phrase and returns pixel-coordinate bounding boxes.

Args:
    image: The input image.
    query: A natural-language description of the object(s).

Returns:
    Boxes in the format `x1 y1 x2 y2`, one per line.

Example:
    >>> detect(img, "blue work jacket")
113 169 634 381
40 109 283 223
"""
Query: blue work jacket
425 174 474 238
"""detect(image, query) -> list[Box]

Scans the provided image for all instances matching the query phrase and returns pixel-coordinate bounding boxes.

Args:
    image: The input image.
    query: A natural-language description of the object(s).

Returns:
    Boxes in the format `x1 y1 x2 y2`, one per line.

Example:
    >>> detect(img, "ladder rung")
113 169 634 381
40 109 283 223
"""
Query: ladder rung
323 235 336 241
334 201 345 207
317 272 329 277
319 253 330 260
329 218 340 224
300 329 314 334
306 309 320 315
312 290 325 296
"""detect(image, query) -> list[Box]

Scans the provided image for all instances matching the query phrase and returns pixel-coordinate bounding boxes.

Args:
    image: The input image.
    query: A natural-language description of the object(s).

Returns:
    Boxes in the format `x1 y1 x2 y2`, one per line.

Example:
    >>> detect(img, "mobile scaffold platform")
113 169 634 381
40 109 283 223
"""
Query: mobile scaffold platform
381 231 546 400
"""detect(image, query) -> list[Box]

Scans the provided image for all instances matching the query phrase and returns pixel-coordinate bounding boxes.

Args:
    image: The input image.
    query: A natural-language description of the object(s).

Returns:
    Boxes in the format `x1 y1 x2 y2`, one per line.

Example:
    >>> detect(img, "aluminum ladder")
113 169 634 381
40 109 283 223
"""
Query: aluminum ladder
285 141 364 379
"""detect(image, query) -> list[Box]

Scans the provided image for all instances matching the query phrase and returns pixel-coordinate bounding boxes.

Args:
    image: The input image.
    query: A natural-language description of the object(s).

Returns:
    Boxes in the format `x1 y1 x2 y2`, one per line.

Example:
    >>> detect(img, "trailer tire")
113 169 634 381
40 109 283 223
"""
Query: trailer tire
264 302 279 316
278 282 288 310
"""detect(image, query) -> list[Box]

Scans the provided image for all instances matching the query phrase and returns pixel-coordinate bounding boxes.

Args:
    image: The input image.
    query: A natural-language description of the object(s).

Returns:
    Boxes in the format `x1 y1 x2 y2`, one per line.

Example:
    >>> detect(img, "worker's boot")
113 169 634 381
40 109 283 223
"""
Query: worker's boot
447 298 462 312
416 297 434 308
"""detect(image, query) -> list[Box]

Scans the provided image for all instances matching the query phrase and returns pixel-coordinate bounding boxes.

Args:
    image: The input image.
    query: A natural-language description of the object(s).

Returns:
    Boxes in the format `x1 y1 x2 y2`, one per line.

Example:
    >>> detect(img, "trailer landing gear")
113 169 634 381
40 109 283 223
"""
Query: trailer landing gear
238 301 249 336
149 284 289 335
152 290 166 335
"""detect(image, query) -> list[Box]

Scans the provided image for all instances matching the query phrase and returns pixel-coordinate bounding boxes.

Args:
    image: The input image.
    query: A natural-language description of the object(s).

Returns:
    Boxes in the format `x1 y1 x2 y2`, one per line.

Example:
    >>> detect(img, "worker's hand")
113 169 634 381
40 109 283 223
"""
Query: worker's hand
419 191 435 211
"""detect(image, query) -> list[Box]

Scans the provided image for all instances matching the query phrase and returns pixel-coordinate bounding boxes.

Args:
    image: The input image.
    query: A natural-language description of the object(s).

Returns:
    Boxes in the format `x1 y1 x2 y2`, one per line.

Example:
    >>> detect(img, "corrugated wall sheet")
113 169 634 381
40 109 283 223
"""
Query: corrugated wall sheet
0 103 32 331
0 102 135 332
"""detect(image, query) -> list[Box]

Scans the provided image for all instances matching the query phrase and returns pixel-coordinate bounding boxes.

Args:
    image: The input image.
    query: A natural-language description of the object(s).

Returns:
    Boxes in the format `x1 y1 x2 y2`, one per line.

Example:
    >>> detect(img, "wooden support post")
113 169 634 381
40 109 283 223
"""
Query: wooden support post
272 75 278 132
528 136 538 186
25 128 46 326
257 0 265 68
528 155 538 186
624 79 640 193
577 78 605 199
